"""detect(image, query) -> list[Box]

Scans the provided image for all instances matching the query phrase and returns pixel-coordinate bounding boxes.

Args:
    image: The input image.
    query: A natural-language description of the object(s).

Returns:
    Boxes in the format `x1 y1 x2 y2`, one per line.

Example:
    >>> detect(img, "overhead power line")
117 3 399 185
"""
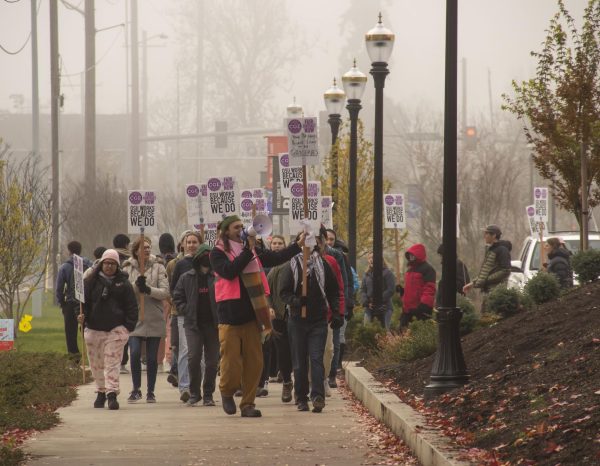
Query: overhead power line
0 0 40 55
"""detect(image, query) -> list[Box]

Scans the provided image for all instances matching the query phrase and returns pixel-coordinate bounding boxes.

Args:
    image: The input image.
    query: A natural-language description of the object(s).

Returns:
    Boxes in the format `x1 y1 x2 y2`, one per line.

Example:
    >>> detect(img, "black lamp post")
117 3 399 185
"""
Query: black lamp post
424 0 469 399
324 78 345 229
342 60 367 269
365 13 394 309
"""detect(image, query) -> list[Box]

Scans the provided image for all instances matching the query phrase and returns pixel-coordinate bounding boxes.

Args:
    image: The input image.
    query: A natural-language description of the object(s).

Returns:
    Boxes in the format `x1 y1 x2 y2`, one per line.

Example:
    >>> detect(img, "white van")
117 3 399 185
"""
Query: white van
508 232 600 289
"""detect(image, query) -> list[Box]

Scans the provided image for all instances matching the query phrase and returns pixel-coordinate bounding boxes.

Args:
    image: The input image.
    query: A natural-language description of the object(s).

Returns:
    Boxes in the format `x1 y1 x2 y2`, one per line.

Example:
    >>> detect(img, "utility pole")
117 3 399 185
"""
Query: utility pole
196 0 205 180
141 29 148 187
581 141 589 250
461 57 467 133
50 0 60 289
84 0 96 187
31 0 39 157
130 0 140 187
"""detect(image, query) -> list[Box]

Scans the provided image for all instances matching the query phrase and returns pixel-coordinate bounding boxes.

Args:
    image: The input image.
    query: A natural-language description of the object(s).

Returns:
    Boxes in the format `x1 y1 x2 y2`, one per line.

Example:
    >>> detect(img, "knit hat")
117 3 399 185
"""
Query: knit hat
178 229 192 245
158 233 176 254
192 244 213 266
100 248 120 265
218 215 241 232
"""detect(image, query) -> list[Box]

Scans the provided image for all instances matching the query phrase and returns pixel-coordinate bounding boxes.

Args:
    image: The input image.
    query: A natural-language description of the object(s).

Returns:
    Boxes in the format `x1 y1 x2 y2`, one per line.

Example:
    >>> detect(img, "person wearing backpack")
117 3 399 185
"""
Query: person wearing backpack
55 240 92 361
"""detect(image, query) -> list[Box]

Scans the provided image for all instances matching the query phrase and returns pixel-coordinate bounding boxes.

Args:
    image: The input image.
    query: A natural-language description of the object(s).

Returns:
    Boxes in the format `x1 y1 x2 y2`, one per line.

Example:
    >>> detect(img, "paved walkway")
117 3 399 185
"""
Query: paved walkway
25 373 386 466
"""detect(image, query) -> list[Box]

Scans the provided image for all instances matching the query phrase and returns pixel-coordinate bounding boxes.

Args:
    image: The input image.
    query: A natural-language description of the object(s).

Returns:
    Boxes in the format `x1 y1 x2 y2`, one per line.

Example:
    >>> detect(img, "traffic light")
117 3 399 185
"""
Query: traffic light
215 120 228 148
464 126 477 151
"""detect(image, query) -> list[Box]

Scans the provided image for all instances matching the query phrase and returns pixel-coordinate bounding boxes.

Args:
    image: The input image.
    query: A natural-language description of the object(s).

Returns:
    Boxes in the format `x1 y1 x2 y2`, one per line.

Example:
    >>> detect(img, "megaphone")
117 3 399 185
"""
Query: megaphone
247 214 273 237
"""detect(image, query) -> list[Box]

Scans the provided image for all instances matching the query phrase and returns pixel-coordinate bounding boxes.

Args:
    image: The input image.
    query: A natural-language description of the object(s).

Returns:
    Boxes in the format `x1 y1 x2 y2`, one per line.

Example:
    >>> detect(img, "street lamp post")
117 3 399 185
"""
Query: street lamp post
424 0 469 399
324 78 345 228
342 60 367 270
365 13 394 309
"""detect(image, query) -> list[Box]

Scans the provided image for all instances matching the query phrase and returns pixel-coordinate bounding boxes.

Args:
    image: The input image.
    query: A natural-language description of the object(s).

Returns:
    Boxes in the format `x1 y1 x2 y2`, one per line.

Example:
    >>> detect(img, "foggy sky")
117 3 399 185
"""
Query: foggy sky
0 0 587 125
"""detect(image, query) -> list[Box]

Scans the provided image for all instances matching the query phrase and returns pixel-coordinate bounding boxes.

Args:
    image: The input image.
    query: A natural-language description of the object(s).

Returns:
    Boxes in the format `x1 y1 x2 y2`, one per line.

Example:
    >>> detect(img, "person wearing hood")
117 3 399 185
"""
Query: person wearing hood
79 249 138 410
113 233 132 373
463 225 512 307
56 240 93 360
122 237 170 404
209 215 304 418
544 237 573 288
172 244 219 406
360 253 396 329
399 244 436 328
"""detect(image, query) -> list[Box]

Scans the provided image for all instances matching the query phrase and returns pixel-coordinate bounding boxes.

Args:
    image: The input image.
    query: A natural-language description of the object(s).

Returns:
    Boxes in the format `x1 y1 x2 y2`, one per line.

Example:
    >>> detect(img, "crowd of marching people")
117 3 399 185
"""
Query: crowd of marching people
57 219 575 415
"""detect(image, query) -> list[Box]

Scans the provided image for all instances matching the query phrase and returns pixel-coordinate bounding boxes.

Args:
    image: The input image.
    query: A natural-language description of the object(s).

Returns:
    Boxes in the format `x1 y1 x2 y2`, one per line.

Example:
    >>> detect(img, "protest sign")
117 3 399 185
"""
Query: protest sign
73 254 85 303
526 205 545 236
128 190 158 234
286 117 319 167
289 181 321 232
0 319 14 351
240 188 268 227
186 183 208 227
206 177 238 223
321 196 333 229
384 193 406 229
534 187 549 223
200 224 218 247
278 153 304 197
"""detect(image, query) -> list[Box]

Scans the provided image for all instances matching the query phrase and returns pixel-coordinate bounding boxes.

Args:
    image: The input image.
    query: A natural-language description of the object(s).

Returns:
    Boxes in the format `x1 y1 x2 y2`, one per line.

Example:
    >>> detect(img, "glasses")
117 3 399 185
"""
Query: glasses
103 261 118 267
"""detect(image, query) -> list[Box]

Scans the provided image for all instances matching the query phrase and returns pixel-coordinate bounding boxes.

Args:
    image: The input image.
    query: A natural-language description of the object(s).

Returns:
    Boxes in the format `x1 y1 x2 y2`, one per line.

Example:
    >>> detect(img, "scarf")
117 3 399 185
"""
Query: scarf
225 240 261 274
290 251 326 300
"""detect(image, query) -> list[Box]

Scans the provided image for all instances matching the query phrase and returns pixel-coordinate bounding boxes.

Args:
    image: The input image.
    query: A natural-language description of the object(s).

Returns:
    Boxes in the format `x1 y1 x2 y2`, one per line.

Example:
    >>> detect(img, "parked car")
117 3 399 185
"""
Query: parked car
508 232 600 289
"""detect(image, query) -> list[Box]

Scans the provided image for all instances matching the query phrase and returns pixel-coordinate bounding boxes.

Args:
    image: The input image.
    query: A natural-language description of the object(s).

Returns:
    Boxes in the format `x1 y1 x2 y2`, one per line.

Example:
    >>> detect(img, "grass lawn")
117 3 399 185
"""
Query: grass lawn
15 292 71 354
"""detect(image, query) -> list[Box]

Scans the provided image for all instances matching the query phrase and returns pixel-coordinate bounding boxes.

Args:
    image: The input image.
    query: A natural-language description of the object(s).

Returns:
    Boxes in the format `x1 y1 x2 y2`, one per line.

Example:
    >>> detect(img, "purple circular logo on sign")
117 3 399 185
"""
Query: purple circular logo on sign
290 183 304 197
288 119 302 134
241 199 253 211
129 191 142 204
534 188 541 199
241 190 252 198
187 185 199 197
385 195 394 206
527 206 535 216
281 153 289 167
207 178 221 191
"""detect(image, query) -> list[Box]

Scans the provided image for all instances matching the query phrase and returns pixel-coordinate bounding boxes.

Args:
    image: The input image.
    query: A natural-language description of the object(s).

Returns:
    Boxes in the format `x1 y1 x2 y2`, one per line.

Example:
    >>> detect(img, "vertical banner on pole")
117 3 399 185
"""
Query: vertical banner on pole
289 181 322 233
384 193 406 229
206 176 238 223
128 190 158 234
286 117 320 167
240 188 268 227
321 196 333 229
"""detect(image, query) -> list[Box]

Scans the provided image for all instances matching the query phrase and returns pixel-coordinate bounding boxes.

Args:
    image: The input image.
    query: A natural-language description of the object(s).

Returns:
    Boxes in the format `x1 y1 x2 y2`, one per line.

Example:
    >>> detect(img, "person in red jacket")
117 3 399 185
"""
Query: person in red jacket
400 243 436 328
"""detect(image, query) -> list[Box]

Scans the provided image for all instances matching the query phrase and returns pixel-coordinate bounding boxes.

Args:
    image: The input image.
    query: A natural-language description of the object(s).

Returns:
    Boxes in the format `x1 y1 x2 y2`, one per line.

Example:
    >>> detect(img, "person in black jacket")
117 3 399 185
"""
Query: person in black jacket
209 215 304 418
79 249 138 410
173 244 219 407
435 244 470 308
544 237 573 288
279 229 342 413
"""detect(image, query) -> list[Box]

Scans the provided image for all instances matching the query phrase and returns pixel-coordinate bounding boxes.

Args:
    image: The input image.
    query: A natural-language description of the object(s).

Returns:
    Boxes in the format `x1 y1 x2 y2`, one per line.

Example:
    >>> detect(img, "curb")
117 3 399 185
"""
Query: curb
345 362 469 466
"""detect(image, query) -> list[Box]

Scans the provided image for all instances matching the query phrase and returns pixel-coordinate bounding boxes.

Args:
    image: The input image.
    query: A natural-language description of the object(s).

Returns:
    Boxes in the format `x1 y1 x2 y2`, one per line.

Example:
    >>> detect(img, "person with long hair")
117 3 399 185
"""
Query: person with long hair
80 249 138 410
544 237 573 288
122 237 169 404
209 215 304 417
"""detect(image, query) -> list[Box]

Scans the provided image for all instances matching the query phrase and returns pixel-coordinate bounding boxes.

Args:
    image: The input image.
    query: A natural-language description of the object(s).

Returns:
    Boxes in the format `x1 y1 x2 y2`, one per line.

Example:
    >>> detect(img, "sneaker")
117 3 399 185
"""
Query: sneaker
167 373 178 387
328 375 338 388
297 400 309 412
276 371 284 383
256 382 268 397
180 390 190 403
187 396 200 406
107 392 119 410
146 392 156 403
240 406 262 417
120 364 129 374
281 382 293 403
325 383 332 398
127 389 142 403
93 392 106 408
221 395 237 415
234 389 243 397
268 376 278 383
312 395 325 413
202 396 216 407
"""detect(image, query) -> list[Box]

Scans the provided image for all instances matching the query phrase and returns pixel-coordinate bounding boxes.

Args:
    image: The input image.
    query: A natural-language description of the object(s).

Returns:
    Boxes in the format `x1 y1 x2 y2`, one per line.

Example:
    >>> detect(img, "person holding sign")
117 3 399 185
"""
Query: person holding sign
80 249 138 410
122 237 169 404
278 227 342 413
209 215 304 418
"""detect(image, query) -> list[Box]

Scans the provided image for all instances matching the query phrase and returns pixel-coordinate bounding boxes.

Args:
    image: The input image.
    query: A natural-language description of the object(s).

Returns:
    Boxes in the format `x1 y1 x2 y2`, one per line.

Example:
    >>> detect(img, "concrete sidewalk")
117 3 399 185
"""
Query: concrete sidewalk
25 373 385 466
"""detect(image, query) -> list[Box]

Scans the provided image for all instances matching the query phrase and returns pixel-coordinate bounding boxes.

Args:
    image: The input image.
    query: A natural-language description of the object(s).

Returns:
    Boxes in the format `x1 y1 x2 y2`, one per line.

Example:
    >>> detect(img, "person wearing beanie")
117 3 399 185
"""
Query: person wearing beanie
173 244 219 406
122 237 169 404
79 249 139 410
210 215 305 418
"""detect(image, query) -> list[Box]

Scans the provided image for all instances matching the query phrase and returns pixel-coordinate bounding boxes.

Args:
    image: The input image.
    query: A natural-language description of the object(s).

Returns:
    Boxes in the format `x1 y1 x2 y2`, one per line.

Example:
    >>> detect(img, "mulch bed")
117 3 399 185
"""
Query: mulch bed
370 281 600 465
